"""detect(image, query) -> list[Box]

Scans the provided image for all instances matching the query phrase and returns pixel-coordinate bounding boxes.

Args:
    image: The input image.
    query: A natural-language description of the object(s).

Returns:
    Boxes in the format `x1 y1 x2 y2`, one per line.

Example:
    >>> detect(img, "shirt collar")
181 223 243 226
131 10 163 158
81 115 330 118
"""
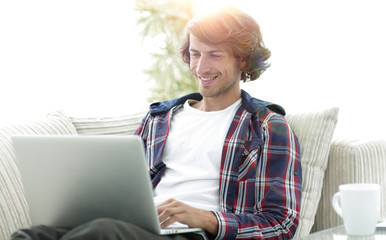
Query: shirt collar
149 90 285 116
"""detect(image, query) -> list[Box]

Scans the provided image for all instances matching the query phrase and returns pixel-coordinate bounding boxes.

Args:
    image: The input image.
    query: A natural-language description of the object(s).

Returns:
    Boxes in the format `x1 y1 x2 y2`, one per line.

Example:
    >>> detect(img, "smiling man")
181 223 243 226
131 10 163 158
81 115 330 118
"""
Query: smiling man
137 6 302 240
11 6 301 240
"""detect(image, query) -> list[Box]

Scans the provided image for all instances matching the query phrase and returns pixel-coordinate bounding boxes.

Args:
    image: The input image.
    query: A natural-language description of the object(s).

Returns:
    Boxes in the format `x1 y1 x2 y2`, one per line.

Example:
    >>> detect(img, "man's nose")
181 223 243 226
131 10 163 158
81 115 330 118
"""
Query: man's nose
196 56 211 75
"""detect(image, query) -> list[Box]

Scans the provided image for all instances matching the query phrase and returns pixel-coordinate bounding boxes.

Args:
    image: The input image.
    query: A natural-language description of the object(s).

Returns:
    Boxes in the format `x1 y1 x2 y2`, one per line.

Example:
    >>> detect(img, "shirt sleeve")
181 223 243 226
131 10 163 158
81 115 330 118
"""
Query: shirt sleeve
134 111 150 137
213 113 302 240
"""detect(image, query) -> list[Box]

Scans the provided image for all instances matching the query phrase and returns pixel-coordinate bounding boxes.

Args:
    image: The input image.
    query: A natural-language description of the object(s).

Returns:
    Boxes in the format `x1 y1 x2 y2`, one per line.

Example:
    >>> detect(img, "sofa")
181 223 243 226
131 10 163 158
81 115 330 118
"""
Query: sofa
0 107 385 239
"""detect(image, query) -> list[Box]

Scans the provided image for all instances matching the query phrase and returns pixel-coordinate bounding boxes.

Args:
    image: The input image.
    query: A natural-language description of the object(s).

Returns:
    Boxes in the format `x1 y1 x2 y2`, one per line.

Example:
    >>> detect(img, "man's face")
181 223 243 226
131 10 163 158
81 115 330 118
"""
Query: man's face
189 35 242 99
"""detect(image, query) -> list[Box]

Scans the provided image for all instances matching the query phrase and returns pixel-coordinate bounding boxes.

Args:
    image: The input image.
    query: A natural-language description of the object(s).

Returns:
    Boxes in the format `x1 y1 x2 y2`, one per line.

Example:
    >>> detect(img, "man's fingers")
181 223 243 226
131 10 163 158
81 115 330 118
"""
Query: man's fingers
157 198 178 212
157 199 186 227
155 198 218 234
160 216 178 228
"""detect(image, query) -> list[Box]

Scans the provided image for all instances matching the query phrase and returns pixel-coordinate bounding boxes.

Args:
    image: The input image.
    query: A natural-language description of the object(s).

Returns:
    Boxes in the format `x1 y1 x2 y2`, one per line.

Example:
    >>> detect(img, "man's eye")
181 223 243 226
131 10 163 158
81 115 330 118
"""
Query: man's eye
190 53 200 58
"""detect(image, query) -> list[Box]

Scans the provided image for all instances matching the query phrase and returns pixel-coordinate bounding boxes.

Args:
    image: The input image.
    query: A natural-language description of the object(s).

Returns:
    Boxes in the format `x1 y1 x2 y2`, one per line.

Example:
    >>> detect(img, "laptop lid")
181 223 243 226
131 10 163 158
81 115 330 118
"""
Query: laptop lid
12 135 161 234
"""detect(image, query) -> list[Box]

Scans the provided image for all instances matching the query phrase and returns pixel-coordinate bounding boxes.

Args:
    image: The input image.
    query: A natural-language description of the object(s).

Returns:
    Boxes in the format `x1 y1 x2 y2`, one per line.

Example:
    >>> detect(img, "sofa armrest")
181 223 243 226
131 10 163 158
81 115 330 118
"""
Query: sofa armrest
312 139 386 232
0 110 77 240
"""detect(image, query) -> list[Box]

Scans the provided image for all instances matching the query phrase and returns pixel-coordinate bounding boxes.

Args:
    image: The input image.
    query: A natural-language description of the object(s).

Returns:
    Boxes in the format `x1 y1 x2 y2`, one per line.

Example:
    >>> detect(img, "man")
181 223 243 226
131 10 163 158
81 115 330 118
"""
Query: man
136 7 302 239
12 6 301 240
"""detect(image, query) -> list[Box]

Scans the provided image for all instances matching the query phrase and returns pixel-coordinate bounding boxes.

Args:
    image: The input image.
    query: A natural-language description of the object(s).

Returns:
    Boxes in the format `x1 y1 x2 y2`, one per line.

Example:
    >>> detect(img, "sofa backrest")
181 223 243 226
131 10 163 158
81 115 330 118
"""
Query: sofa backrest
3 107 386 239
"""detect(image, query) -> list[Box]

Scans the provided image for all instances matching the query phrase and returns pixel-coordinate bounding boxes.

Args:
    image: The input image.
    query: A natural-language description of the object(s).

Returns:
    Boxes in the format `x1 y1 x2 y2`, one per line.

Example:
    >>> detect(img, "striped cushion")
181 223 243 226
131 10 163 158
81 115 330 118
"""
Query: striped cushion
70 111 147 136
0 110 77 240
286 107 339 238
313 139 386 232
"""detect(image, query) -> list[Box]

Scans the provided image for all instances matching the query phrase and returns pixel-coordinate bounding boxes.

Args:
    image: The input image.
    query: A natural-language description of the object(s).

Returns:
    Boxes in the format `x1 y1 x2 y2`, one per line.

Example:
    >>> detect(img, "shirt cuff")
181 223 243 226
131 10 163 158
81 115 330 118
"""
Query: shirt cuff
212 211 238 240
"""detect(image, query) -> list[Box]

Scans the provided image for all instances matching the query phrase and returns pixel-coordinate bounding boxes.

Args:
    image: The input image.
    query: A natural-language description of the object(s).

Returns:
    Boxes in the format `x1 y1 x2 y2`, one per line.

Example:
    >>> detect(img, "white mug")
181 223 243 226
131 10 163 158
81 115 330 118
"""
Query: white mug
332 183 380 236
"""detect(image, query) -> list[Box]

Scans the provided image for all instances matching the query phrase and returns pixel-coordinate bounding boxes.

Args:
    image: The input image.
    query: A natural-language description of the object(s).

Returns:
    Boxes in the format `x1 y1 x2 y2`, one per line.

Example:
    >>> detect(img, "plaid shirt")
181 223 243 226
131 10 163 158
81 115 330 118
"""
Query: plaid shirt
135 90 302 240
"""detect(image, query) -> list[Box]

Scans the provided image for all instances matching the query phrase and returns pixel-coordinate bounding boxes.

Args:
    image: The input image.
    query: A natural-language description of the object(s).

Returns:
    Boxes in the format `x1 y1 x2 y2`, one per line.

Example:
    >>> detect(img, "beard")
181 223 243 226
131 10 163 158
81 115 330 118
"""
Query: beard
199 75 239 98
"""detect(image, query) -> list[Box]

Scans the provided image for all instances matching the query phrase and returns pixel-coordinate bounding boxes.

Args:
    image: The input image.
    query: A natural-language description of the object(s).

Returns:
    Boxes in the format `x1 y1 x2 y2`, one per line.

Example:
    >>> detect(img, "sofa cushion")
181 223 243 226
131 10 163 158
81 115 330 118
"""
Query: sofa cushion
312 139 386 232
70 111 147 135
286 107 339 238
0 110 77 240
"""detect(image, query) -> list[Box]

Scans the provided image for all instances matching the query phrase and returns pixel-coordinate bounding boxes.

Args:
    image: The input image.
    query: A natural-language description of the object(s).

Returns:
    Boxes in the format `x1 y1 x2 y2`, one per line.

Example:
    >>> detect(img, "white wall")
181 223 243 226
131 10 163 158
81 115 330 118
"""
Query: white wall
0 0 150 126
237 0 386 141
1 0 385 141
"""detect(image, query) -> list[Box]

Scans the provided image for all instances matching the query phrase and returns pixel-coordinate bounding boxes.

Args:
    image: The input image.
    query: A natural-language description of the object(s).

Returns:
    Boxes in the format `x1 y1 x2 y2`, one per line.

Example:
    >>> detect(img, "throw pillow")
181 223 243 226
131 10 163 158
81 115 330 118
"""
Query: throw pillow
70 110 147 135
286 107 339 238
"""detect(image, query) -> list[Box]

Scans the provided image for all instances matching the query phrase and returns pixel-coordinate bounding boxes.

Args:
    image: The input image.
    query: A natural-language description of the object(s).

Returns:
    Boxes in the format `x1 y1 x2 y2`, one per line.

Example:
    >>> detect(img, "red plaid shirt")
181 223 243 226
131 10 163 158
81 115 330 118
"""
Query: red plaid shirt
135 90 302 239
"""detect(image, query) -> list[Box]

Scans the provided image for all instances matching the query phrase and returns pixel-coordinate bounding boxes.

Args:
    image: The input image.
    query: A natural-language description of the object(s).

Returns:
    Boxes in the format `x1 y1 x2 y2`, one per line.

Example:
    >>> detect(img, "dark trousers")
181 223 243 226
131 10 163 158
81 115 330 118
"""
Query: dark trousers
11 218 207 240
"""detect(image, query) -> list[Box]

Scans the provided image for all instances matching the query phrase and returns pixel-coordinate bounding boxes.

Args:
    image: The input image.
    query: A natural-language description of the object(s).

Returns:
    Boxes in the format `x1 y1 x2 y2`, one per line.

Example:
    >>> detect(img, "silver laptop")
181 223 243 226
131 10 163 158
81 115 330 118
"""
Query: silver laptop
12 135 205 237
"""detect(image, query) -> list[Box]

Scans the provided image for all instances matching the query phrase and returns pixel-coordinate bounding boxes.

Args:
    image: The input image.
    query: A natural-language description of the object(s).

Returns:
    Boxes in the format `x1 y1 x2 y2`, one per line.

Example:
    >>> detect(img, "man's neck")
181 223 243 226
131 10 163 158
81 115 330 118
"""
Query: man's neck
192 91 242 112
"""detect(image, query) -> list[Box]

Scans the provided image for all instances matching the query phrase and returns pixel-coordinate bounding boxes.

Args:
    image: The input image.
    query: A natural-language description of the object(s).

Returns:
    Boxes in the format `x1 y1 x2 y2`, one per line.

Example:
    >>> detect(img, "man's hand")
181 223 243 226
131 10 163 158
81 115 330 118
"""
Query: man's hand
156 198 219 235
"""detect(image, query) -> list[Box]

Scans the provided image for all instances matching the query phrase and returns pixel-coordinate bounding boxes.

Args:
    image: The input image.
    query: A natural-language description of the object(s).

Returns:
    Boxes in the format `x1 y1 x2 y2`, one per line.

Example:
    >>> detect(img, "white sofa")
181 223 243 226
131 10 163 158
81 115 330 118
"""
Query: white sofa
0 108 385 239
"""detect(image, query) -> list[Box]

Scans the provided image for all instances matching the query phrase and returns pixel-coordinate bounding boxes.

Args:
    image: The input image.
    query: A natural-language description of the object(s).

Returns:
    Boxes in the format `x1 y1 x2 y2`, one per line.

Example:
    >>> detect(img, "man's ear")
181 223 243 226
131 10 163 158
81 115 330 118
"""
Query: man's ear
239 57 247 69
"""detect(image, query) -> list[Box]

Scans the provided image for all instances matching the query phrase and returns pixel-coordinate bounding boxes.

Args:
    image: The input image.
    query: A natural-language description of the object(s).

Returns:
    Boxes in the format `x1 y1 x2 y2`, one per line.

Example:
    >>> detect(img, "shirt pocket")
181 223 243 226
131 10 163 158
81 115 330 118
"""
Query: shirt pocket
239 140 260 181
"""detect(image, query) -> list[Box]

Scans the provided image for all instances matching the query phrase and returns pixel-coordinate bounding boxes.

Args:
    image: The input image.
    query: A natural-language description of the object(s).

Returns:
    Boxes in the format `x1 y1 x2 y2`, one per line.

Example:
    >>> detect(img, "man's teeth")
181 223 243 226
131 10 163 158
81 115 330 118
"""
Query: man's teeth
200 76 216 81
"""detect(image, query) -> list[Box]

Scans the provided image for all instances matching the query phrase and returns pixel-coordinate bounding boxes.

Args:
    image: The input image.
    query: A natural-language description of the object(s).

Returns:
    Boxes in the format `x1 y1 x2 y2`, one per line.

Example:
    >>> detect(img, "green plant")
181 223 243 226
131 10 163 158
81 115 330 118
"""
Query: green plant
135 0 198 102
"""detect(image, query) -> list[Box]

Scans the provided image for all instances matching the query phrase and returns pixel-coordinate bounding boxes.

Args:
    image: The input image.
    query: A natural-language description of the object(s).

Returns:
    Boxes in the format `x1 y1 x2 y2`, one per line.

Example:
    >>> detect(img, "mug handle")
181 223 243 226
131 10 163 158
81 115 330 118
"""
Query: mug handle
332 192 343 217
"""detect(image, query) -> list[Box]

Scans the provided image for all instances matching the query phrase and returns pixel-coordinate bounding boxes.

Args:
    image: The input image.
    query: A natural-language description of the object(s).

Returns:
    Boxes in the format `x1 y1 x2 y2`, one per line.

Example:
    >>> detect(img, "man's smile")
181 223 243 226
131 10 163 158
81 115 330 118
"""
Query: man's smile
196 74 219 85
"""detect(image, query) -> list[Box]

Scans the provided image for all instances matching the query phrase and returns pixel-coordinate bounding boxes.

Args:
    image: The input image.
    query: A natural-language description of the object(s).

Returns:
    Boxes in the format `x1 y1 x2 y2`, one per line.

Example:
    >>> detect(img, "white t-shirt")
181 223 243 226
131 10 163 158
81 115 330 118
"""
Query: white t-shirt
153 98 242 211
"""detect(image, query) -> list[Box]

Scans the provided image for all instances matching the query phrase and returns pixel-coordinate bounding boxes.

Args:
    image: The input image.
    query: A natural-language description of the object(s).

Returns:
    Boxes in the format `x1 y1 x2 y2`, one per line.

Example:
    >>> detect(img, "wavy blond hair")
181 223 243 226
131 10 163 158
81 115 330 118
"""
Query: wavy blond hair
180 7 271 82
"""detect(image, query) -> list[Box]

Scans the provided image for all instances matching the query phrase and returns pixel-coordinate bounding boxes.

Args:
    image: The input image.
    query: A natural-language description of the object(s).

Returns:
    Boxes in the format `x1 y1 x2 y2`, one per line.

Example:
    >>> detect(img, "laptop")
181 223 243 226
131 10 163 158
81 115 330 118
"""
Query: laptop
12 135 206 237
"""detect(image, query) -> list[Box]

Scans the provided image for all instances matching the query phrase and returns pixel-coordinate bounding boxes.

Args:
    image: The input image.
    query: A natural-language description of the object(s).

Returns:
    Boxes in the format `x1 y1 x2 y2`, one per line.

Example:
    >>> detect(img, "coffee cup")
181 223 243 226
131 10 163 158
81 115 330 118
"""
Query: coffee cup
332 183 380 236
